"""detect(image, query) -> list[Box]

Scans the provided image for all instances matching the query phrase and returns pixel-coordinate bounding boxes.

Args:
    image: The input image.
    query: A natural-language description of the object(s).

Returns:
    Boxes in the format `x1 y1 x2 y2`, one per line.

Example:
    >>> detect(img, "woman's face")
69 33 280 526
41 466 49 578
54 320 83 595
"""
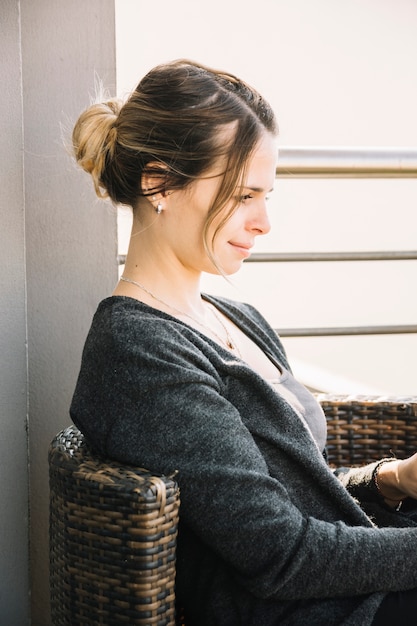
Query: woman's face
165 129 278 277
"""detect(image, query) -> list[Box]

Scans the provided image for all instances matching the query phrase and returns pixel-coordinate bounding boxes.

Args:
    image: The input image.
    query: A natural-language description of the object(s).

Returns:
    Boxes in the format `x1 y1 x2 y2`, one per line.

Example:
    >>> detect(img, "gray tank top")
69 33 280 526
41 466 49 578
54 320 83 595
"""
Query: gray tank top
269 368 327 452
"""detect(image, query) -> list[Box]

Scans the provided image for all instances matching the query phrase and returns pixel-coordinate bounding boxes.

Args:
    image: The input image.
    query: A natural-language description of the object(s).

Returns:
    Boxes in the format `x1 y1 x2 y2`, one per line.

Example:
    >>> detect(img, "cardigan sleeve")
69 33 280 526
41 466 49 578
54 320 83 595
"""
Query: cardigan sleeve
334 462 417 527
71 301 417 603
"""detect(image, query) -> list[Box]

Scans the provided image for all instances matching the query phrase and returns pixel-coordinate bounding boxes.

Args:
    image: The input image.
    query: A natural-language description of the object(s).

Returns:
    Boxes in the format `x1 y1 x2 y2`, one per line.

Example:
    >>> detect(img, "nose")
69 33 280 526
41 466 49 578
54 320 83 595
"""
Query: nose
247 198 271 235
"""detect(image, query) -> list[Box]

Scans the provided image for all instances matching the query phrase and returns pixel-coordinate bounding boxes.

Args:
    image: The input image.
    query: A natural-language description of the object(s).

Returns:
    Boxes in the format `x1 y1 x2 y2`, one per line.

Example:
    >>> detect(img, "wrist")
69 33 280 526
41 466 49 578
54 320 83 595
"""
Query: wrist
373 458 406 509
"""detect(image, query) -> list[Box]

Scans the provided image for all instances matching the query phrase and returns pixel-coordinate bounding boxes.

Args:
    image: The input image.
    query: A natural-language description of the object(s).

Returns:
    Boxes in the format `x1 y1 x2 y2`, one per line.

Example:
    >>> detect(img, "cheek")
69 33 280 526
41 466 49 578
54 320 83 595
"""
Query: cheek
211 200 241 232
206 217 231 254
210 219 239 260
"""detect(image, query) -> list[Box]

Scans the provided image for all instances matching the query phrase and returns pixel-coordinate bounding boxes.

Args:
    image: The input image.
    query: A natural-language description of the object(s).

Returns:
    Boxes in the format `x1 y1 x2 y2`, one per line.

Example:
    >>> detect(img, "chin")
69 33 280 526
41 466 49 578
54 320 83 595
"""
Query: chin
208 264 242 277
204 253 244 277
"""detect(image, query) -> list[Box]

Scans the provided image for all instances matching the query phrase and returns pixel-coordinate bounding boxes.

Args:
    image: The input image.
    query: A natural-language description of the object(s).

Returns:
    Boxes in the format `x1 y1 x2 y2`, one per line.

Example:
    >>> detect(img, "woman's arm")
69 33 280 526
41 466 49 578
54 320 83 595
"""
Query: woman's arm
376 455 417 504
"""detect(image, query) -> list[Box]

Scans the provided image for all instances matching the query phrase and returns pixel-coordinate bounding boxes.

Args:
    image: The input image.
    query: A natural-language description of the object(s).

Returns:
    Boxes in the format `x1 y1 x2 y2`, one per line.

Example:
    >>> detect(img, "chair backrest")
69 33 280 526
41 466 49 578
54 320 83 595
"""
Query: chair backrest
318 394 417 466
49 425 180 626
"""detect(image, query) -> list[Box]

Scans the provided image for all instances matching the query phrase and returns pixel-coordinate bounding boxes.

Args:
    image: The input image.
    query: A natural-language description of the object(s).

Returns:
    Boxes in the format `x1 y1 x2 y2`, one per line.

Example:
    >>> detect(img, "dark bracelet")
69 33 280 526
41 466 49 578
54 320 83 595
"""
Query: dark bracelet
372 458 403 511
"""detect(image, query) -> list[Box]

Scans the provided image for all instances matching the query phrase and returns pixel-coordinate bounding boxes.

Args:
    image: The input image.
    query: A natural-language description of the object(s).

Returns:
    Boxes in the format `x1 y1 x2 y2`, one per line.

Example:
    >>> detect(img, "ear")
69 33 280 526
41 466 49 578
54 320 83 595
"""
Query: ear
141 162 170 199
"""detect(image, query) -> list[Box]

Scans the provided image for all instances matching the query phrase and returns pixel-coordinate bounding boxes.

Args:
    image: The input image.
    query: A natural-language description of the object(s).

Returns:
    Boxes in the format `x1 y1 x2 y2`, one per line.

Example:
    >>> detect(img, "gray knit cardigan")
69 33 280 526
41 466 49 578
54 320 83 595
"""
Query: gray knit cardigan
70 295 417 626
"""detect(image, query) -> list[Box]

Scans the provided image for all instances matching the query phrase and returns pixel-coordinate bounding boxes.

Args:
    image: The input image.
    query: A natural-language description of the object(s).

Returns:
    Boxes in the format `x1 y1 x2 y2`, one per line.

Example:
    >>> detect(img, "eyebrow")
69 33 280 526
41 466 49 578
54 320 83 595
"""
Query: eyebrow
243 186 275 193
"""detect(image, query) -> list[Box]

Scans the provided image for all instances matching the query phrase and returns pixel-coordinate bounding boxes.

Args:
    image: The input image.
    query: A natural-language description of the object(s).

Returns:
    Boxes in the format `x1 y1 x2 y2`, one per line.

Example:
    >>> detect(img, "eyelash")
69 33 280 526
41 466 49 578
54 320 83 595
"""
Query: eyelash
239 194 271 204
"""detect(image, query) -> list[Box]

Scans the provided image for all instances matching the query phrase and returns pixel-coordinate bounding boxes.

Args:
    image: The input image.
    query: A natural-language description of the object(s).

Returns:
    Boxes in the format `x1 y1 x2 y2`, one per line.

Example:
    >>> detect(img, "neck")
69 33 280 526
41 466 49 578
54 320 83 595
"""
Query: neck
119 272 204 315
117 216 205 315
116 263 205 319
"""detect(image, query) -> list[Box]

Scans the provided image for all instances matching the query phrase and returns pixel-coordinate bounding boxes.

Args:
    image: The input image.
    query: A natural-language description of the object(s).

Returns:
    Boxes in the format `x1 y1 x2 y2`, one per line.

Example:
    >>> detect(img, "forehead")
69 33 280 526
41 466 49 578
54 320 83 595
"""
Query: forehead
244 132 278 189
198 125 278 189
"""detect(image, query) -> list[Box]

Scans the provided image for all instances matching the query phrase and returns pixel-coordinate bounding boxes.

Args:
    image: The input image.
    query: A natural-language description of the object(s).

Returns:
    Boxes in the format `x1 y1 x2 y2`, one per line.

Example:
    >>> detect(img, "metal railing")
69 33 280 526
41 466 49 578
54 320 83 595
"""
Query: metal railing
276 147 417 178
260 147 417 337
247 249 417 337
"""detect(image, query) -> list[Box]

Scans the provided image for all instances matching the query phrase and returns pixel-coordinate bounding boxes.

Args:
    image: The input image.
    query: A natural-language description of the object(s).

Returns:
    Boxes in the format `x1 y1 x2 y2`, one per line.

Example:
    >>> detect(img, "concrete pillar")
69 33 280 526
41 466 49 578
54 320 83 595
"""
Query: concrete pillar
1 1 117 623
0 2 30 623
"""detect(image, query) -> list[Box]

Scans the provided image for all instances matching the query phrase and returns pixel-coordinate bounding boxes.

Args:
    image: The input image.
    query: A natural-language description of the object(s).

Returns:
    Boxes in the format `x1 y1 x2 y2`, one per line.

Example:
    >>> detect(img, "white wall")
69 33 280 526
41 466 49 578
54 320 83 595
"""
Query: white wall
116 0 417 394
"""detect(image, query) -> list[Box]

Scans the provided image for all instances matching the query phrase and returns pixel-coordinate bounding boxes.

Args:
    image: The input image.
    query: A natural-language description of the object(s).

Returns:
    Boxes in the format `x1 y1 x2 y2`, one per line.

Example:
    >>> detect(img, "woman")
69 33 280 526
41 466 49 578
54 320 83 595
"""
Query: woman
70 59 417 625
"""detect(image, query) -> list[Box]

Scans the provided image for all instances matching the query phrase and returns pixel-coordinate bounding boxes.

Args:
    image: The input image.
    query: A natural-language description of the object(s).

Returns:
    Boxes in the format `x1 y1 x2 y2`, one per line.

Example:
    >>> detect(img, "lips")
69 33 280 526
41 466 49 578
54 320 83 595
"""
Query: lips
229 242 253 258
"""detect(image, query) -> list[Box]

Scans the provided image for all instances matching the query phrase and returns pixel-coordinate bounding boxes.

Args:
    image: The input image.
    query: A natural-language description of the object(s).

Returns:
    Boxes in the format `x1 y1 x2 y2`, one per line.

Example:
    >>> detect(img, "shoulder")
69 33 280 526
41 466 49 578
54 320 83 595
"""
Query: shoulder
84 296 228 374
85 297 163 352
91 295 187 341
88 296 203 354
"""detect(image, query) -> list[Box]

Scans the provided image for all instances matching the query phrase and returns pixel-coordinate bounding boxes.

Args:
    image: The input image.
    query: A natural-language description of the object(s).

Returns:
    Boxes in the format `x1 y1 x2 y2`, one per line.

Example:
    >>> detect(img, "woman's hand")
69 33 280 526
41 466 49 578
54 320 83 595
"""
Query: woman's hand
376 454 417 506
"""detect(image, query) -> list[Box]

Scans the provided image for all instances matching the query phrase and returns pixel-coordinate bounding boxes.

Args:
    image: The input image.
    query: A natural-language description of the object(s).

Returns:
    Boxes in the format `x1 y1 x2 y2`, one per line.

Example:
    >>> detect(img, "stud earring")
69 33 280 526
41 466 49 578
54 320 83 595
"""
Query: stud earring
155 201 163 214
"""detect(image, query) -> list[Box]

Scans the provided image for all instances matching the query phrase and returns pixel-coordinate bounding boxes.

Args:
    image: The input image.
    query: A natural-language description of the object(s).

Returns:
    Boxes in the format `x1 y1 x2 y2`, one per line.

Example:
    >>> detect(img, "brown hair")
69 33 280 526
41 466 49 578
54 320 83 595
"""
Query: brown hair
72 59 278 252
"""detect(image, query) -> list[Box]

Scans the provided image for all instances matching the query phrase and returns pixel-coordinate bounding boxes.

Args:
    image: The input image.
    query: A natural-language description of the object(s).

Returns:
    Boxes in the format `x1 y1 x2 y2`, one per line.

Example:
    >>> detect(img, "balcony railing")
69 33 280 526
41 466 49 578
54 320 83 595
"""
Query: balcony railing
118 147 417 338
267 147 417 337
276 147 417 178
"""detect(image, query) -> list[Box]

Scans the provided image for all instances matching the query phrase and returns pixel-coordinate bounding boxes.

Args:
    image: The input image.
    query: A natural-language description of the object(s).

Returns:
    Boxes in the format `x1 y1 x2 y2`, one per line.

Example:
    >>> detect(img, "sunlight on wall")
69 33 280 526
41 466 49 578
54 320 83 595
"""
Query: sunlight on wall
115 0 417 394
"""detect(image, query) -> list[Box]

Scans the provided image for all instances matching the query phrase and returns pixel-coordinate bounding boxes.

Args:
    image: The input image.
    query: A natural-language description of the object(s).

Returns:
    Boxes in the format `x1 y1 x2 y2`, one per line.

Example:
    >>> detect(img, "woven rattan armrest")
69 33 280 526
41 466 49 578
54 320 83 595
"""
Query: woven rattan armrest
49 425 180 626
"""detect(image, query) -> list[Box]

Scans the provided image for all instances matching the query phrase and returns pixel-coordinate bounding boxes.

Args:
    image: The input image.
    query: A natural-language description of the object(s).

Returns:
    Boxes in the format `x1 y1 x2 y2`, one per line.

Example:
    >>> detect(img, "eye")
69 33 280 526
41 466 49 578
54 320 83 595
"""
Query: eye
239 194 254 204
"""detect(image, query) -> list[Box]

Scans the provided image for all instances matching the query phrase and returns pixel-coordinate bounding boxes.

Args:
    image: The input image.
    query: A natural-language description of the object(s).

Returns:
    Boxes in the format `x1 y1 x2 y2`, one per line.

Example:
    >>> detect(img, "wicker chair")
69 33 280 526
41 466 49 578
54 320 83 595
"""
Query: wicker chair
49 394 417 625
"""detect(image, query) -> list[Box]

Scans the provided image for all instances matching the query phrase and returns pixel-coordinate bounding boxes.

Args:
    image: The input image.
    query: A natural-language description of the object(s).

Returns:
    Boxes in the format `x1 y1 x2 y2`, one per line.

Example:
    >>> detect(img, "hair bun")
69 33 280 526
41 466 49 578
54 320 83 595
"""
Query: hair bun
72 98 123 197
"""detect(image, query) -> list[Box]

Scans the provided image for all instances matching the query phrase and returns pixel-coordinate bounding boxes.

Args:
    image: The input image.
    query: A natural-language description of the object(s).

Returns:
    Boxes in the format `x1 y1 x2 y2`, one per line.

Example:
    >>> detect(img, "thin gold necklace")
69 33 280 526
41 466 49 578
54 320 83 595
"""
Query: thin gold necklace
120 275 241 356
